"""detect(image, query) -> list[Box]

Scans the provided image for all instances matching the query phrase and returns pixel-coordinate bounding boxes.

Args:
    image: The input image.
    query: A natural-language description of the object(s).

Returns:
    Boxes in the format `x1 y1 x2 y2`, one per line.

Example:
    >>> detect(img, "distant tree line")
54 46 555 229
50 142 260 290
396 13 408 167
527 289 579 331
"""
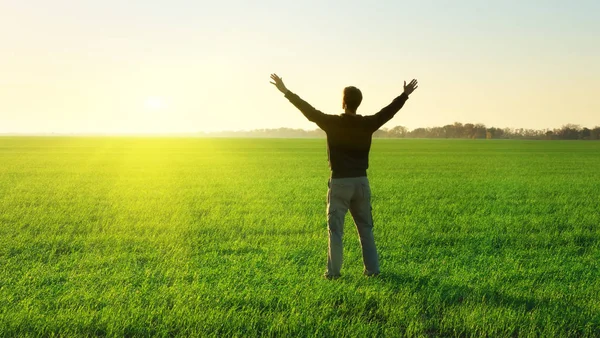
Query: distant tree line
377 123 600 140
201 123 600 140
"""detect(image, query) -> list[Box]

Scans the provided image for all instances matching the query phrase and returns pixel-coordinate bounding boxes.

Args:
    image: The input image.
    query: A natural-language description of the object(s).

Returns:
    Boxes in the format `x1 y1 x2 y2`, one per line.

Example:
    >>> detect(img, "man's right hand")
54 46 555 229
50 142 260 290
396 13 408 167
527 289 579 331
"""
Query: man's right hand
270 73 288 94
403 79 419 96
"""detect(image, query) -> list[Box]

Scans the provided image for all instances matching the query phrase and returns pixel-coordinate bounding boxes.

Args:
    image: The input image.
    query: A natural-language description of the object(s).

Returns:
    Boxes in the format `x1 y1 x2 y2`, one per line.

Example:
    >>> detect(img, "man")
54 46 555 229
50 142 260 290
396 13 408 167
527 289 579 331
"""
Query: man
270 73 418 279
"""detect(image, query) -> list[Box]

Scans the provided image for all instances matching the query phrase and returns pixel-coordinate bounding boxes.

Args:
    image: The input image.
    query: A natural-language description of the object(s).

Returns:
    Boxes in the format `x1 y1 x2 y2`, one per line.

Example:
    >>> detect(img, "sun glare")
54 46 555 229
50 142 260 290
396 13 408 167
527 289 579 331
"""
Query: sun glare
144 97 166 110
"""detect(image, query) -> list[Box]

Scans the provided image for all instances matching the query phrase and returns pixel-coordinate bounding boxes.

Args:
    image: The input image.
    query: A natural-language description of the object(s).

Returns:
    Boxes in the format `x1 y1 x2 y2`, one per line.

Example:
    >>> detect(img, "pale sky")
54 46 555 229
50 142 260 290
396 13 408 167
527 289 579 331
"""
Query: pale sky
1 0 598 133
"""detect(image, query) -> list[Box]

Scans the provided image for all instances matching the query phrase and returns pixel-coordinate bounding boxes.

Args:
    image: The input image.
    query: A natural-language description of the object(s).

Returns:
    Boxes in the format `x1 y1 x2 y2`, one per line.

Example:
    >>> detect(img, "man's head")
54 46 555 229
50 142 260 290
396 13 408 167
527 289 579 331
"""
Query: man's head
342 86 362 113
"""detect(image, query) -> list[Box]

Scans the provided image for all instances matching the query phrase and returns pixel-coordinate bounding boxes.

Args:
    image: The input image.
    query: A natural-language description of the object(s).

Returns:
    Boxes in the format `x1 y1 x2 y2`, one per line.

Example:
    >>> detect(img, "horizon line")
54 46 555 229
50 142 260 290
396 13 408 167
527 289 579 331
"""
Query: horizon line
1 122 599 137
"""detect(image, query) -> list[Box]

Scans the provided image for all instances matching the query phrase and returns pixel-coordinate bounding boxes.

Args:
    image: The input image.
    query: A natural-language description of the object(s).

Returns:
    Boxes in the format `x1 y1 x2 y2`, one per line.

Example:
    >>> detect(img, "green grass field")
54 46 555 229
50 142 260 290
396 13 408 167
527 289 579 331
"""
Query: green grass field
1 137 599 337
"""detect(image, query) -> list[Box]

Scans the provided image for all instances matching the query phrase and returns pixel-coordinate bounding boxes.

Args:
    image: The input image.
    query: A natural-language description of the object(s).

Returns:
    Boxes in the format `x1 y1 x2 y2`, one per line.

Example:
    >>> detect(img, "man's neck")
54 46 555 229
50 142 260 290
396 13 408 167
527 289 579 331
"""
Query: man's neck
344 109 357 115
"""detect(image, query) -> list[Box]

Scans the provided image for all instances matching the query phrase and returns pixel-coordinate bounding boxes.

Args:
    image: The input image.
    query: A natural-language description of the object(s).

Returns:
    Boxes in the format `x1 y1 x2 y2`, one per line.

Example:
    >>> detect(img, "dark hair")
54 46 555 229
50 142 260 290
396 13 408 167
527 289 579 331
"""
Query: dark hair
343 86 362 112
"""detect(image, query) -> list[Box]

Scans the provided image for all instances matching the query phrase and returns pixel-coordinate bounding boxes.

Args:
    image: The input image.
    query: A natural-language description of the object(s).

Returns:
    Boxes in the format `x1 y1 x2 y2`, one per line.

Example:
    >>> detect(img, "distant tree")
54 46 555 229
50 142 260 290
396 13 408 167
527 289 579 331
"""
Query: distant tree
591 127 600 140
463 123 475 138
502 127 515 139
430 126 445 138
409 128 429 138
373 128 389 138
388 125 408 138
486 127 504 139
514 128 525 138
520 128 541 139
558 124 581 140
474 123 487 139
441 125 451 138
453 122 464 138
581 128 591 140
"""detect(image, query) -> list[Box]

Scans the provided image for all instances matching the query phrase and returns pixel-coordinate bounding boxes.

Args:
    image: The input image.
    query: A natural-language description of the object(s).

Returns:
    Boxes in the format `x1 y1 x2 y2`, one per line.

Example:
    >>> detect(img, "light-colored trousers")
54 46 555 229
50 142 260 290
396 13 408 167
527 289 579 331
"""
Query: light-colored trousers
326 176 380 276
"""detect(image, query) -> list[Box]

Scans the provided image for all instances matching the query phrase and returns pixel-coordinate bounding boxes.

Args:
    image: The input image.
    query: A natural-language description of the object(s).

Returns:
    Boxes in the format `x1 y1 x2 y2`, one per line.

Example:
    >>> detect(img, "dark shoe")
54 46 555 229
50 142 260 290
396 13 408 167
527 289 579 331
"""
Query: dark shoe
323 273 341 280
364 271 380 277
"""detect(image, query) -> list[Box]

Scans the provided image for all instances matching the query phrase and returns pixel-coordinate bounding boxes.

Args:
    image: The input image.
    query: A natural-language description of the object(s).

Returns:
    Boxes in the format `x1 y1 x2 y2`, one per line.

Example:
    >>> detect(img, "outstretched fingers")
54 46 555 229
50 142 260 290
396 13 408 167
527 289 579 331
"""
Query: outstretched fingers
269 73 288 94
270 73 279 86
403 79 419 95
404 79 418 88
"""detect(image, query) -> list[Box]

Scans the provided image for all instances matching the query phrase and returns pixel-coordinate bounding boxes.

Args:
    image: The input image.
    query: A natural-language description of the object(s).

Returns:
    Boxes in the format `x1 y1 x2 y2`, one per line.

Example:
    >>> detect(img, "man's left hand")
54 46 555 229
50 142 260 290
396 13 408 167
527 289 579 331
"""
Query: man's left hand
270 73 288 94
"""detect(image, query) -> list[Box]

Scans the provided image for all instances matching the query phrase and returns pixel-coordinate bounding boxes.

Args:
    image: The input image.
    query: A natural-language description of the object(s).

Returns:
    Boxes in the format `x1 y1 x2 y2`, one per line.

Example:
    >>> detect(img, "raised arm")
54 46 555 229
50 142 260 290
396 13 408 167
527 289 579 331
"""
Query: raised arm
270 73 330 127
367 79 418 131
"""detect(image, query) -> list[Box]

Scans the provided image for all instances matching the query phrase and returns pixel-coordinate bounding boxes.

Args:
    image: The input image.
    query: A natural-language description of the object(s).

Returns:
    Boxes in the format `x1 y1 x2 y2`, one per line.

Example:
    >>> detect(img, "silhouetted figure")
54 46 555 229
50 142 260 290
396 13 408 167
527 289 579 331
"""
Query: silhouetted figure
270 73 418 279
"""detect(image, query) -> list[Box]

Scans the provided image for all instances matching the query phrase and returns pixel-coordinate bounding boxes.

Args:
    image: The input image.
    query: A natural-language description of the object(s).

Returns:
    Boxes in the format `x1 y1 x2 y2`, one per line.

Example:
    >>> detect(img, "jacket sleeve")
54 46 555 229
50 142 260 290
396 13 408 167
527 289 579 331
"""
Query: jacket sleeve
284 91 332 129
366 93 409 131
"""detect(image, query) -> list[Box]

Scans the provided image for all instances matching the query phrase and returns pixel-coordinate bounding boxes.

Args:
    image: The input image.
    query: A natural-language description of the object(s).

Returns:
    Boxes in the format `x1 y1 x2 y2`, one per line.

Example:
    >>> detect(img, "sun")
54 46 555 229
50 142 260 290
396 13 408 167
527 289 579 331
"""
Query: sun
144 96 166 110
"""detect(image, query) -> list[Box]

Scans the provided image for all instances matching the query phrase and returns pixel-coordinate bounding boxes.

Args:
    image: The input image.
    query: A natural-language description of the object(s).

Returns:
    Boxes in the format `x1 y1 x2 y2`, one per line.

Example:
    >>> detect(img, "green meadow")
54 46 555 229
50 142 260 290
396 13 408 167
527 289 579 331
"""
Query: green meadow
0 137 599 337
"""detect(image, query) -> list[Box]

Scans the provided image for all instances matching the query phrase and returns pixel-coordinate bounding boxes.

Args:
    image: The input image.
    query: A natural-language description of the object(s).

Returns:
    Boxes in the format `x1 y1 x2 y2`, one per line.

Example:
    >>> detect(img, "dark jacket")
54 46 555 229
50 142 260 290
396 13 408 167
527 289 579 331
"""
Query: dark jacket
285 91 409 178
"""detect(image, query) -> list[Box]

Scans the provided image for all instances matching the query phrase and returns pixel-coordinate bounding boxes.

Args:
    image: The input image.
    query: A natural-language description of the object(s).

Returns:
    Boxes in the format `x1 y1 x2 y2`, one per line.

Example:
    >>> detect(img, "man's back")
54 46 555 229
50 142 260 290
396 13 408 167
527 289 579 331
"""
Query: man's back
283 91 410 178
323 114 376 178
